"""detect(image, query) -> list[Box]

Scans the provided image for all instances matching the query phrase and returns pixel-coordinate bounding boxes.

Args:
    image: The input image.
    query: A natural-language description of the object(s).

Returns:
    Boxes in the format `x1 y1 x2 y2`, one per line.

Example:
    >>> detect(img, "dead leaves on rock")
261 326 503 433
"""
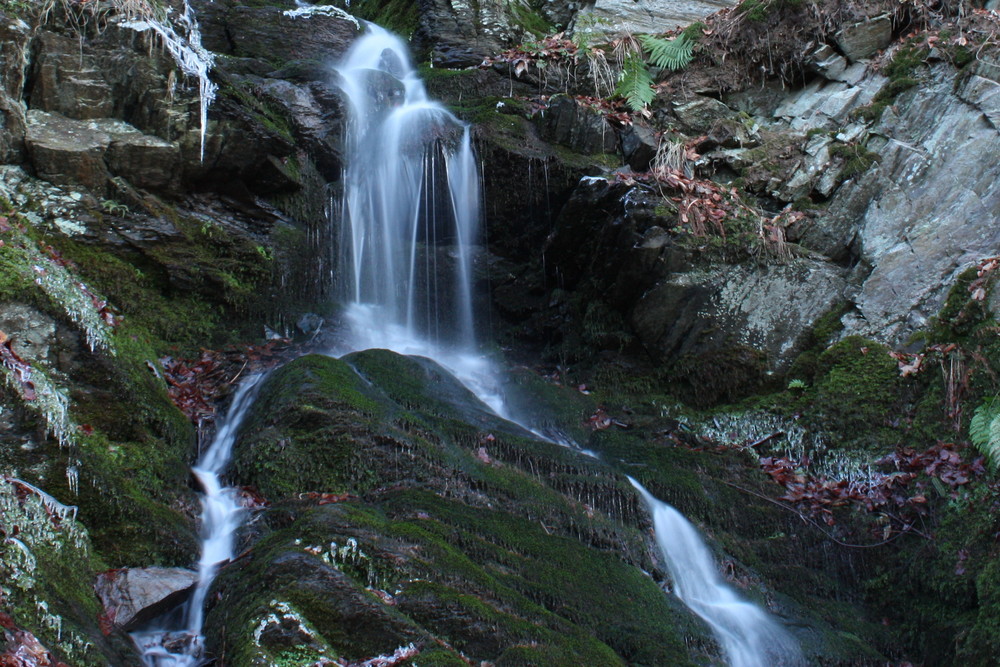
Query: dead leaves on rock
760 442 985 534
161 340 289 423
0 609 70 667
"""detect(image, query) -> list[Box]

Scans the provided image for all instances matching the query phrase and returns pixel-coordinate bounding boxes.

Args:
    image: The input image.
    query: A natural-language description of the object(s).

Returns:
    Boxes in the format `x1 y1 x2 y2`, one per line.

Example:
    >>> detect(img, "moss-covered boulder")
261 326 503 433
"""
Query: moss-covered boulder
211 352 720 665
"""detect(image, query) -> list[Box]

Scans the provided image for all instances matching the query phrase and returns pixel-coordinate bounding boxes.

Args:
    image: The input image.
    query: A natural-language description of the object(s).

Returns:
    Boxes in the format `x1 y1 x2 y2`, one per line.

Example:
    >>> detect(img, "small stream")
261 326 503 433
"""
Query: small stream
132 377 263 666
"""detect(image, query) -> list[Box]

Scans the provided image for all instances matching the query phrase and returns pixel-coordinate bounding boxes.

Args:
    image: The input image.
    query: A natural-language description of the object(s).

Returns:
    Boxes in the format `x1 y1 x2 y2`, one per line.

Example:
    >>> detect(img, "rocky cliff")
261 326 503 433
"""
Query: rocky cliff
1 0 999 665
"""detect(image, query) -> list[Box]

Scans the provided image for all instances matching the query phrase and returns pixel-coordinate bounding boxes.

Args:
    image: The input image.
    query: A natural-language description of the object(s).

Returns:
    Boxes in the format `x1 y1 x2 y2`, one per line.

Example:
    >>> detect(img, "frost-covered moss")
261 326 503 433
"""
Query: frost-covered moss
0 477 138 664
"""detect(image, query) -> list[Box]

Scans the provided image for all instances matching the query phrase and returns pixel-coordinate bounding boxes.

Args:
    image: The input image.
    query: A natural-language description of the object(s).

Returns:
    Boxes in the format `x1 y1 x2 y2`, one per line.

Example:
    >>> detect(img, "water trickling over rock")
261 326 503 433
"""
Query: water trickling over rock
132 377 263 666
630 477 805 667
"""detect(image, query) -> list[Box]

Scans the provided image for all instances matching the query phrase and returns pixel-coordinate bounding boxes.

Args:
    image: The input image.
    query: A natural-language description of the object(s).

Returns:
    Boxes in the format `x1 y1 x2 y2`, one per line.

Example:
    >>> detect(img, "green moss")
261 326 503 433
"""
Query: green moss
829 142 881 184
337 0 420 38
508 1 553 37
672 345 770 408
811 336 900 451
221 79 296 144
234 355 384 498
852 45 928 123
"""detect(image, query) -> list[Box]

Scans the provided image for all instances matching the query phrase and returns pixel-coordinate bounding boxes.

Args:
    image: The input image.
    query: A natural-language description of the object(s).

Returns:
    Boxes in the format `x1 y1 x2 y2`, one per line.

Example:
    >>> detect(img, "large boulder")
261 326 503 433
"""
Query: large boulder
818 63 1000 343
631 259 847 369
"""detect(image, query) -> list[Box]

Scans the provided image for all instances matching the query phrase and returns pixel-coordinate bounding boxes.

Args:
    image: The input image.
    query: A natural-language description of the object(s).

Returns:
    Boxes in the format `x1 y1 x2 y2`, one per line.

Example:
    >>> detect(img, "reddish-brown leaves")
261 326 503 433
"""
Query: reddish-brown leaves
760 442 984 530
0 331 36 400
586 406 628 431
161 340 289 423
298 492 356 505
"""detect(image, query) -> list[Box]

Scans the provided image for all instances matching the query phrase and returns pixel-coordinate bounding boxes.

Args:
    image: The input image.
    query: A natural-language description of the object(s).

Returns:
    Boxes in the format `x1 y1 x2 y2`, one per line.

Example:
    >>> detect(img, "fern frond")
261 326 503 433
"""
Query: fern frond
970 397 1000 471
615 53 655 112
639 33 694 71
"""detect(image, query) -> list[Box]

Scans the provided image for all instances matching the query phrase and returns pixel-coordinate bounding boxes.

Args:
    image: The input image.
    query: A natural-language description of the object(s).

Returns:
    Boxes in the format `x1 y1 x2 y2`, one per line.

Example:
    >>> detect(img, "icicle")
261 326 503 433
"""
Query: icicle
283 4 360 29
121 0 216 160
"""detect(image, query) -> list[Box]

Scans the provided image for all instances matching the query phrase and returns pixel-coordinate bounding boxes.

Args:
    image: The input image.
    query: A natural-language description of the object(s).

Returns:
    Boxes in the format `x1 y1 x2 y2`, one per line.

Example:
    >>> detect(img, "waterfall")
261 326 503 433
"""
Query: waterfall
333 25 503 412
127 21 803 667
131 377 263 666
629 478 805 667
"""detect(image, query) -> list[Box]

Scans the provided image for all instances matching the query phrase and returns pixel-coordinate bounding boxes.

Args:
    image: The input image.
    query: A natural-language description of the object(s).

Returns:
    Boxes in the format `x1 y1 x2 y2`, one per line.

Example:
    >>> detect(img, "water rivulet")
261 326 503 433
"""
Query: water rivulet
131 378 263 665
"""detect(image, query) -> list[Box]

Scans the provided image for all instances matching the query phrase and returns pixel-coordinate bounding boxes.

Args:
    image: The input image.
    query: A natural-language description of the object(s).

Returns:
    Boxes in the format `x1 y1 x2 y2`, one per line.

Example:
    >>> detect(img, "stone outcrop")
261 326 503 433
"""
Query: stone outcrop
575 0 737 38
632 259 846 368
94 567 197 630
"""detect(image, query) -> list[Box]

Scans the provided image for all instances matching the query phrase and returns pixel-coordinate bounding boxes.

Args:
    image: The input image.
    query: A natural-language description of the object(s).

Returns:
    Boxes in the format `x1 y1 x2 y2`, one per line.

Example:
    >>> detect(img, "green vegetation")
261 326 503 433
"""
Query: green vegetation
830 142 881 184
615 35 694 112
853 45 929 123
737 0 806 22
508 0 553 37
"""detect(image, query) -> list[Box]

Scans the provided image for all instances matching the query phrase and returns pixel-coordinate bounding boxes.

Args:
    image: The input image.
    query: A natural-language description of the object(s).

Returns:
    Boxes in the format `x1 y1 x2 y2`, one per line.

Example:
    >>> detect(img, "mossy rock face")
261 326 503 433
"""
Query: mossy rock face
812 336 900 451
215 350 720 665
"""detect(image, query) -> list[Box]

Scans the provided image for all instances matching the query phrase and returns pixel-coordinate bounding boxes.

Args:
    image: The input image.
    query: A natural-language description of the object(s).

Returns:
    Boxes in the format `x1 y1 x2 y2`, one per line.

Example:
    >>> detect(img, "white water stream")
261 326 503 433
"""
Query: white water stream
132 377 262 665
332 24 506 414
629 477 805 667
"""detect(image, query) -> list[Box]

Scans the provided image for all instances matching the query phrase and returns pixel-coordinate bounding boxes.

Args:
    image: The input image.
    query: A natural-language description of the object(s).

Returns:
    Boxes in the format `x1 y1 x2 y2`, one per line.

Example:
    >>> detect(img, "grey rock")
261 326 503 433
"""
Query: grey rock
808 44 848 81
958 74 1000 131
106 130 181 192
835 14 892 63
535 96 618 155
773 74 885 131
621 122 658 171
30 32 114 120
818 65 1000 344
673 96 735 133
94 567 197 630
775 135 833 202
631 259 847 369
575 0 736 39
0 304 58 365
296 312 325 336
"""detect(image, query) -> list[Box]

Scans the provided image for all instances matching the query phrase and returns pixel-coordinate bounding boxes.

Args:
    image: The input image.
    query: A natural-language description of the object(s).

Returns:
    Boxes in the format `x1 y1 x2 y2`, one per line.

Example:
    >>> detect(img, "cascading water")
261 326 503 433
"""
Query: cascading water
629 477 805 667
131 377 263 666
333 25 502 411
131 20 802 667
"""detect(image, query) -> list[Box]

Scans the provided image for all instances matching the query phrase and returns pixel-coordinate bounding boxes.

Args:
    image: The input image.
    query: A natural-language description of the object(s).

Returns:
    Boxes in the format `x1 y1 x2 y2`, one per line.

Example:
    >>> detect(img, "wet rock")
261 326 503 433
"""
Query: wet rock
620 122 658 171
414 0 525 67
295 312 324 336
195 0 362 71
104 128 181 193
834 14 892 63
535 96 618 155
0 304 58 364
94 567 197 630
0 14 31 163
29 31 114 120
25 110 111 190
254 78 346 179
